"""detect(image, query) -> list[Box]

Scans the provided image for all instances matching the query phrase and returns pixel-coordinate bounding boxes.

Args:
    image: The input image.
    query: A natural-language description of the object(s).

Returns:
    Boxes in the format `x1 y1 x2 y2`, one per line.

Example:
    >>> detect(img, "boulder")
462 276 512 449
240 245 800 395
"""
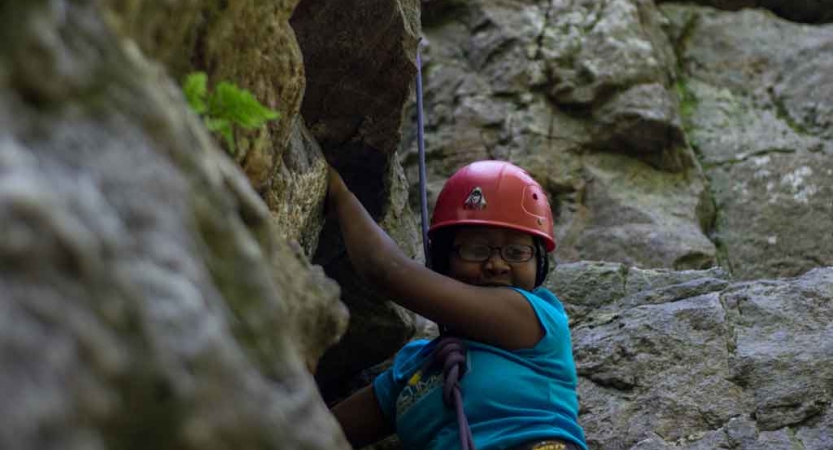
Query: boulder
106 0 326 255
568 266 833 450
0 1 348 449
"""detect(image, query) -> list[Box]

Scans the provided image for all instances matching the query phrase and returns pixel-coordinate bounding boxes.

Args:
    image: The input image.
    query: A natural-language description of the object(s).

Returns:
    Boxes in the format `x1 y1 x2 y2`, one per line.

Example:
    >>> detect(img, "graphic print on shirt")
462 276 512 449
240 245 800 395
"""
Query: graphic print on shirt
396 368 443 418
395 356 473 418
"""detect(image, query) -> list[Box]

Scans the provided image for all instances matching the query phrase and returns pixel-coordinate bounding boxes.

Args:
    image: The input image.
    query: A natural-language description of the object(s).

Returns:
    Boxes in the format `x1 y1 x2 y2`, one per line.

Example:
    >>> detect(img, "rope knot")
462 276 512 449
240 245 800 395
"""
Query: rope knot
433 337 467 407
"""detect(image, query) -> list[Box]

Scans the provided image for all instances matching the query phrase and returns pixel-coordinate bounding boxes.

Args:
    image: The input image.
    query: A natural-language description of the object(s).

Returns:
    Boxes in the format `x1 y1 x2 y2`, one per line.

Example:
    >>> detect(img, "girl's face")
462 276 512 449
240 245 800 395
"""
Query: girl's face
448 226 537 291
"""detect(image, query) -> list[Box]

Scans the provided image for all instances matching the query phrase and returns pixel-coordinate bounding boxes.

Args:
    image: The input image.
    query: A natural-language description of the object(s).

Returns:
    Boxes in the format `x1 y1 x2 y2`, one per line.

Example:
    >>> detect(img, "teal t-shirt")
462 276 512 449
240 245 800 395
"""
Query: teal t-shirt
373 287 588 450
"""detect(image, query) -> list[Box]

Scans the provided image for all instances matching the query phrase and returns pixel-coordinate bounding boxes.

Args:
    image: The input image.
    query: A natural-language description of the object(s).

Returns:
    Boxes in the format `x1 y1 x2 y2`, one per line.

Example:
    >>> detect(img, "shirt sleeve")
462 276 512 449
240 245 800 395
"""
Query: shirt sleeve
510 287 571 354
373 367 397 422
372 339 432 423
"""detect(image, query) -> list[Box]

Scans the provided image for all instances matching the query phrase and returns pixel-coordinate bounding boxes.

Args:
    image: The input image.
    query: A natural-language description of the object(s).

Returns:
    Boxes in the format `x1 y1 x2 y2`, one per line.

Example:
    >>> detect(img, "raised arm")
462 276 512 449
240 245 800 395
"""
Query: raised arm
327 167 543 350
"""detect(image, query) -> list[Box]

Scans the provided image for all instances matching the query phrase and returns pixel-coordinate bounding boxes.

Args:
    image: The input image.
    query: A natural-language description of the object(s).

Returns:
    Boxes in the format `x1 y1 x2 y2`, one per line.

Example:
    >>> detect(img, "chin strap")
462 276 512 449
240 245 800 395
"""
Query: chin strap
415 39 477 450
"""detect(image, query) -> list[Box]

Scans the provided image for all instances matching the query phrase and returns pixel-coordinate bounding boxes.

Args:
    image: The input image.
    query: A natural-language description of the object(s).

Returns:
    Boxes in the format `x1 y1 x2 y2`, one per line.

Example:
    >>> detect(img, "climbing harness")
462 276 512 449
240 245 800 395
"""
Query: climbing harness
415 39 477 450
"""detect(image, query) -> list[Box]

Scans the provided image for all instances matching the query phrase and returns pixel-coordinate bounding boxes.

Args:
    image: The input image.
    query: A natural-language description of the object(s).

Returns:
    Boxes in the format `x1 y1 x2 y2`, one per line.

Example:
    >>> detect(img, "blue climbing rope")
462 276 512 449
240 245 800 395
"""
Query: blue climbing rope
416 39 431 268
415 39 477 450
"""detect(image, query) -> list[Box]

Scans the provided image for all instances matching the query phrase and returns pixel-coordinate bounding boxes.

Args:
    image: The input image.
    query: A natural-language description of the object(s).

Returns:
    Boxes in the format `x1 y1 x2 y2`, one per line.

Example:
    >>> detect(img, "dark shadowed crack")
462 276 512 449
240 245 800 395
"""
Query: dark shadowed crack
790 427 810 450
669 7 702 70
768 84 815 138
533 0 556 61
618 277 730 309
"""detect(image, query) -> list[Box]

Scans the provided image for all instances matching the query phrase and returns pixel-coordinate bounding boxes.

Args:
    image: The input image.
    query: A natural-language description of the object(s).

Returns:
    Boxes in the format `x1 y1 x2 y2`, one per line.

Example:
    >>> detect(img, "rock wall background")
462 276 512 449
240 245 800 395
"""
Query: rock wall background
402 0 833 280
1 1 831 450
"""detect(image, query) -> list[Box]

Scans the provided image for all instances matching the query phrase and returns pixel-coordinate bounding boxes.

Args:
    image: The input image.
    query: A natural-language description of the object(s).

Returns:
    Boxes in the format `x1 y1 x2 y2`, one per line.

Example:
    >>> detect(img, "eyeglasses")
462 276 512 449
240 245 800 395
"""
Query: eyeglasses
452 243 535 263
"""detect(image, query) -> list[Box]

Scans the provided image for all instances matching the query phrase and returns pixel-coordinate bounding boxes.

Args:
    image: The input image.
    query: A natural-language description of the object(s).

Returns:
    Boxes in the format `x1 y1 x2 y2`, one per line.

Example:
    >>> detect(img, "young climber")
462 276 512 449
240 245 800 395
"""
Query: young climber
327 160 588 450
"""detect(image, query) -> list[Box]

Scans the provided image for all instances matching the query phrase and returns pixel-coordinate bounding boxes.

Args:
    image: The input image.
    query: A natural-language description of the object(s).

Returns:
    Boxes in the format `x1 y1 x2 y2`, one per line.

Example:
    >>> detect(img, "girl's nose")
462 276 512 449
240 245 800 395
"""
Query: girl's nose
484 252 510 274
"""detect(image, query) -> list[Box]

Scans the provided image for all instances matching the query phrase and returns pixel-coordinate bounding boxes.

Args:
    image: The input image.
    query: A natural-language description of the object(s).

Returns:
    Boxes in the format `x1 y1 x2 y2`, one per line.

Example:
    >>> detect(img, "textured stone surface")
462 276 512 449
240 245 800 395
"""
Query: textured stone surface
291 0 424 402
667 4 833 279
567 267 833 450
0 1 348 448
112 0 427 404
312 160 421 403
4 1 833 449
657 0 833 24
402 0 713 273
570 152 716 270
107 0 326 254
707 151 833 279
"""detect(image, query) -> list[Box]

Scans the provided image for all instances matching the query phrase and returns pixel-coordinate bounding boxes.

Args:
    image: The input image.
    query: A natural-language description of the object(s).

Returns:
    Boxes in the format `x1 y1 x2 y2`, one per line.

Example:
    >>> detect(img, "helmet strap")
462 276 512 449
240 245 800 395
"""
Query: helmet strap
534 238 550 288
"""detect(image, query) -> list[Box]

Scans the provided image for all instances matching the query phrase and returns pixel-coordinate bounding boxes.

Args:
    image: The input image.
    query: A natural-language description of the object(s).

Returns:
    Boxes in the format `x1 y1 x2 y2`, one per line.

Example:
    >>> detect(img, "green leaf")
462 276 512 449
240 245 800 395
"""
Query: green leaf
208 82 279 130
183 72 208 114
181 72 280 157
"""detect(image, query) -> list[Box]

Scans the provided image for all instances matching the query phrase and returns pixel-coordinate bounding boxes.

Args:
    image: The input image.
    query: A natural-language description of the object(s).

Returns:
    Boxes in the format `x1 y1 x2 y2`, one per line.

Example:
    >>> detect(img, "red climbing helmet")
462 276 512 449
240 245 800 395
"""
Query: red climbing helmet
429 160 556 252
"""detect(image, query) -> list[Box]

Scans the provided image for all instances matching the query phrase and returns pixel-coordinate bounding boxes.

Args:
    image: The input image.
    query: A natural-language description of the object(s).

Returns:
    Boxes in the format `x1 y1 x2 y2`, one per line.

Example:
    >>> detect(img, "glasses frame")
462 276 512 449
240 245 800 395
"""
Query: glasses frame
452 243 536 263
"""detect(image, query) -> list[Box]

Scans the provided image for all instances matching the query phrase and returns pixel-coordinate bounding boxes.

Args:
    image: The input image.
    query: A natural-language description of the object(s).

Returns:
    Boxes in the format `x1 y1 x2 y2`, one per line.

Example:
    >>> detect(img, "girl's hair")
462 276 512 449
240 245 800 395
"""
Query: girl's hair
428 226 550 288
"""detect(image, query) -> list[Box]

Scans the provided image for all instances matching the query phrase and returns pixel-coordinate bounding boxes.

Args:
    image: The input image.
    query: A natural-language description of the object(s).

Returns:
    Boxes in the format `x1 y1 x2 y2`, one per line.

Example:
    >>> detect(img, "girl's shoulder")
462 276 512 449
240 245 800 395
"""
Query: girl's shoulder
390 338 436 379
511 286 567 315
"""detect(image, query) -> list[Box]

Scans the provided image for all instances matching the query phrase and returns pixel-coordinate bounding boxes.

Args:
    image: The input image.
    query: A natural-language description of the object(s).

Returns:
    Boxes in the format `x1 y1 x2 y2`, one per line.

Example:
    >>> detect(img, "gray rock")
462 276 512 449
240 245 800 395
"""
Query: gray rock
679 78 825 167
772 33 833 141
666 4 833 279
708 151 833 280
540 0 676 107
573 152 716 270
0 1 348 449
287 0 424 402
575 292 747 449
625 265 731 294
107 0 326 256
547 261 628 308
722 268 833 430
571 266 833 450
591 83 690 171
402 0 714 274
657 0 833 24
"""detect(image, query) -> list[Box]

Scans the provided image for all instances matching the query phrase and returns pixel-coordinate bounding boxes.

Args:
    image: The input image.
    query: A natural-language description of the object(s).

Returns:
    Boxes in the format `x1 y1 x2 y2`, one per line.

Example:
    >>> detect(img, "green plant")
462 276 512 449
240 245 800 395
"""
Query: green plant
183 72 280 154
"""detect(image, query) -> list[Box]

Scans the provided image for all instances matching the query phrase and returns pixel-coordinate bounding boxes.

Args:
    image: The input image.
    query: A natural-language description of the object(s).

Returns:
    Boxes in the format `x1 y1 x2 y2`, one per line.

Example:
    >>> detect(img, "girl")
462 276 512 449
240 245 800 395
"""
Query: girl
327 160 587 450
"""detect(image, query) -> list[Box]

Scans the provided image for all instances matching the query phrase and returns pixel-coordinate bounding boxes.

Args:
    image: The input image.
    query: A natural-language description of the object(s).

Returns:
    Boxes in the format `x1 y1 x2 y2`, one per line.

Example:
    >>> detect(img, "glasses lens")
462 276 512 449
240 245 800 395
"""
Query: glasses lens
502 244 534 262
457 244 491 261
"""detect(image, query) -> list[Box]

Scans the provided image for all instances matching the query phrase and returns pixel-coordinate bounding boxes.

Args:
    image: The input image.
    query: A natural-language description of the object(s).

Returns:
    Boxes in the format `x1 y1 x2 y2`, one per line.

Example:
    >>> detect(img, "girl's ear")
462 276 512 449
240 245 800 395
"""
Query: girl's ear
428 227 455 276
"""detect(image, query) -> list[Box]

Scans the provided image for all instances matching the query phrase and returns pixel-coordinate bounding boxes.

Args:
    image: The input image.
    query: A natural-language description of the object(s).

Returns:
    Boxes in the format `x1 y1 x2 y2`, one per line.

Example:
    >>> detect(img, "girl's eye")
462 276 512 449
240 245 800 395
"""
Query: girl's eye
468 245 491 258
504 245 533 261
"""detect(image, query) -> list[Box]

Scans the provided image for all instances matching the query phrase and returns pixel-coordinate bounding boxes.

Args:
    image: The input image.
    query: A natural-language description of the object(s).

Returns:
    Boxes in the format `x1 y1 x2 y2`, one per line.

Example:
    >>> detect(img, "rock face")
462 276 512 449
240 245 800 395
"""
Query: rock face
3 0 833 449
666 4 833 279
406 1 833 280
657 0 833 24
107 0 325 255
0 1 347 448
113 0 425 402
555 263 833 450
403 0 717 272
292 0 424 402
